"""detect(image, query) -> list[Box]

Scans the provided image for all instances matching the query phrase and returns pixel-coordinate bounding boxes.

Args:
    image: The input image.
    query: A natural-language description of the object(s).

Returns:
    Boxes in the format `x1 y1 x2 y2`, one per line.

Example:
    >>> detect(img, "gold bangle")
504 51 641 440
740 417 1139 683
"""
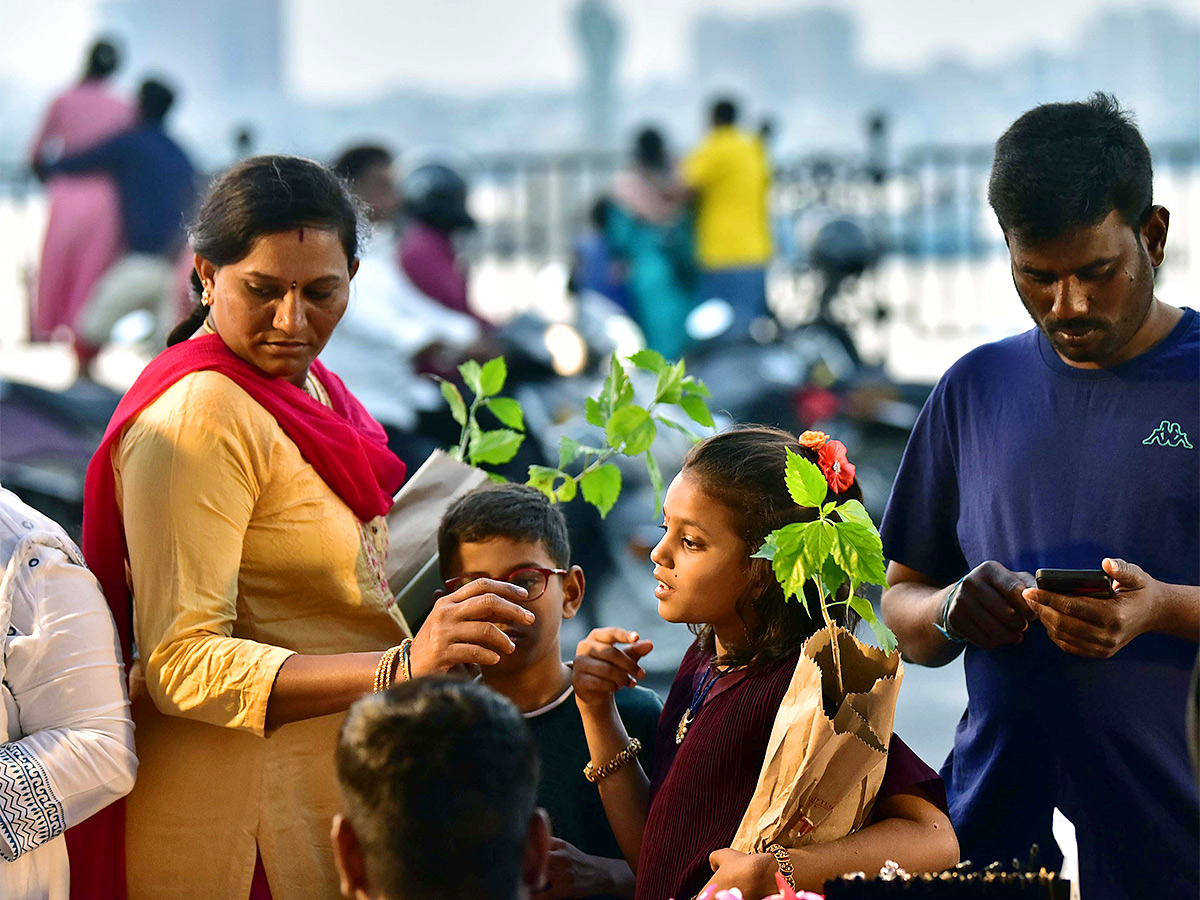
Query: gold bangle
373 646 401 693
583 737 641 783
766 843 796 890
398 638 413 683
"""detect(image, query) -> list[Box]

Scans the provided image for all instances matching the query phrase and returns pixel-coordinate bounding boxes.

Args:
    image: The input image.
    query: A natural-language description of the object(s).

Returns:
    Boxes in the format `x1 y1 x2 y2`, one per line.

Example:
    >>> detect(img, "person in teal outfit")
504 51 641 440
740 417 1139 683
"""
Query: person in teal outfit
607 128 695 359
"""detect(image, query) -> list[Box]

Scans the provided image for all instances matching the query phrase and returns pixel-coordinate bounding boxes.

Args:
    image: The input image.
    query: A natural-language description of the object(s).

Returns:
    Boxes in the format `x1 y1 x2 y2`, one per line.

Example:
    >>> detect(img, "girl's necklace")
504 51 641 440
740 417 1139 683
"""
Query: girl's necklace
676 665 723 745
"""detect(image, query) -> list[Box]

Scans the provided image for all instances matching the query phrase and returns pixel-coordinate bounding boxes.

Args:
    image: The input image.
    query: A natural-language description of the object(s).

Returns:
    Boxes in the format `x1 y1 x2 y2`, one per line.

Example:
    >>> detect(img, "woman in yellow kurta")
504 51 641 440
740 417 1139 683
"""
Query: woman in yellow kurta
81 156 535 900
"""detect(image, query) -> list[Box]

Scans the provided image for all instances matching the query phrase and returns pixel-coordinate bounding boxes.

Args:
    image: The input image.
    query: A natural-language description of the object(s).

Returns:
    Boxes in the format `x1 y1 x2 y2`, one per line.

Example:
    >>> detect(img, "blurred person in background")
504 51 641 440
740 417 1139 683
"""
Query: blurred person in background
608 127 695 359
0 484 136 900
42 78 196 373
398 162 488 328
681 98 773 340
28 37 134 362
332 678 550 900
83 155 530 900
568 197 631 314
323 145 480 465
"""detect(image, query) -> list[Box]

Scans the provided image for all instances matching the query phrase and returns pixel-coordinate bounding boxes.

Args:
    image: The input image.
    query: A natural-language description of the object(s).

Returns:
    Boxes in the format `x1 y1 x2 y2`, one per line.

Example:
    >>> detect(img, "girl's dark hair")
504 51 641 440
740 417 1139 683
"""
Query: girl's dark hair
168 155 366 346
681 425 864 670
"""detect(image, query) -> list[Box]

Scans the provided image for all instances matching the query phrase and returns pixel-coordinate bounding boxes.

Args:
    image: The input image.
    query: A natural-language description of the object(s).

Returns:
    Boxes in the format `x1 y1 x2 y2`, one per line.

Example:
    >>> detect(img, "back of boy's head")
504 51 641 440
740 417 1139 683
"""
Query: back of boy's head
336 678 541 900
682 425 864 665
439 483 571 573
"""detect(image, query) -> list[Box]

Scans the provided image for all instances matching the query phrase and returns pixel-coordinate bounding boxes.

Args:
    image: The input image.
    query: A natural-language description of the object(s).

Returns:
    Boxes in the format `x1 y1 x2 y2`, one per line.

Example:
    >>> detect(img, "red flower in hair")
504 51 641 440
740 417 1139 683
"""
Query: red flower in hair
817 439 856 493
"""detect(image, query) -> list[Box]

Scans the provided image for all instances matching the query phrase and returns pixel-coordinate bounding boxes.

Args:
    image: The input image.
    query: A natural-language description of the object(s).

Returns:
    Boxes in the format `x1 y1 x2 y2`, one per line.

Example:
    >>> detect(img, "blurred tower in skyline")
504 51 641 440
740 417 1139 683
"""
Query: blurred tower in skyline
574 0 622 149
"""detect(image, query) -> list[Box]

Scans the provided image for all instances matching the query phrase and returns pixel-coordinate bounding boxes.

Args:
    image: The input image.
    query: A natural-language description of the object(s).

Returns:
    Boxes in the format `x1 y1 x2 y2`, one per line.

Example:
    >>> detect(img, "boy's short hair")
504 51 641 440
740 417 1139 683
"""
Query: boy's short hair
336 678 540 900
988 92 1153 244
438 483 571 571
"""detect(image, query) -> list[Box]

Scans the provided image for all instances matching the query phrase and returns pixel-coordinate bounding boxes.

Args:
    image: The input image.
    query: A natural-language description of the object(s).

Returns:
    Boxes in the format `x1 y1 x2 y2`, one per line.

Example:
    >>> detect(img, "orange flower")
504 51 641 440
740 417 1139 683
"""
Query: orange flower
797 430 829 450
817 439 856 493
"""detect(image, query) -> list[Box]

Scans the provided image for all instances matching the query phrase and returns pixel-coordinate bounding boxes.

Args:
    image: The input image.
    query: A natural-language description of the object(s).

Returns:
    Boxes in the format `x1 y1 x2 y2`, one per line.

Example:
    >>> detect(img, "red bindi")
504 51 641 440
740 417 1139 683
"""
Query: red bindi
298 227 304 242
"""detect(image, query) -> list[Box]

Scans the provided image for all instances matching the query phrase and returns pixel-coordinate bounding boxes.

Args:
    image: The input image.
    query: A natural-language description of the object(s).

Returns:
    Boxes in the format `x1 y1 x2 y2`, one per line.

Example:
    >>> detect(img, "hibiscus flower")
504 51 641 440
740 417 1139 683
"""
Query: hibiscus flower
817 439 856 493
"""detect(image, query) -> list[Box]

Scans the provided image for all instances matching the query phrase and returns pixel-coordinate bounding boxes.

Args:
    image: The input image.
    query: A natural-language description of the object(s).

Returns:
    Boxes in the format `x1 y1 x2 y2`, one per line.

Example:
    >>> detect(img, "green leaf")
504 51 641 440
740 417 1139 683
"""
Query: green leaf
679 394 714 428
484 397 524 431
526 465 560 498
438 378 467 427
821 501 837 516
585 397 605 428
629 348 667 373
558 436 583 469
479 357 507 397
830 520 888 587
600 353 634 415
682 375 711 398
486 472 508 484
764 520 831 603
784 449 830 509
849 593 898 654
468 425 524 466
654 415 702 443
654 360 686 404
834 498 875 530
458 359 483 397
554 477 578 503
580 463 622 518
820 555 849 603
753 532 779 561
645 451 664 516
606 405 656 456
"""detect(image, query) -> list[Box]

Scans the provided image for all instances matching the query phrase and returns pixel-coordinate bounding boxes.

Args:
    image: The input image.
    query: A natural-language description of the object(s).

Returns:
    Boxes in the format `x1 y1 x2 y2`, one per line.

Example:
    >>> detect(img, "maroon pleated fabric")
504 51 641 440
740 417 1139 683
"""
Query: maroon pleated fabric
635 641 945 900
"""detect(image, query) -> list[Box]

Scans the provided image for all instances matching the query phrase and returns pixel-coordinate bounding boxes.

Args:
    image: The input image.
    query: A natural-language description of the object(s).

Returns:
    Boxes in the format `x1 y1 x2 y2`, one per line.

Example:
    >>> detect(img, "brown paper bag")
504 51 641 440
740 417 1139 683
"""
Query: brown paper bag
384 449 489 633
730 625 903 852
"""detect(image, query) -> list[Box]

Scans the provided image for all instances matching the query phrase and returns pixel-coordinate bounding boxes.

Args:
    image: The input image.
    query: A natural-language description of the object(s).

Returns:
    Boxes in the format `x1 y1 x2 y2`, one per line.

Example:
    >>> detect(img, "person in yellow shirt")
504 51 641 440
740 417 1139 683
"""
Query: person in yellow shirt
681 98 773 339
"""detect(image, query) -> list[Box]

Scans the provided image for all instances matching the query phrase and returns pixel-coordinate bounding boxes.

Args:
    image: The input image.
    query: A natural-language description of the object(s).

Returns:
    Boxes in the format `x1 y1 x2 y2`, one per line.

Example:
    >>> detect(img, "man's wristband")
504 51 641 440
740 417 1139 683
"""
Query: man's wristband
933 576 968 643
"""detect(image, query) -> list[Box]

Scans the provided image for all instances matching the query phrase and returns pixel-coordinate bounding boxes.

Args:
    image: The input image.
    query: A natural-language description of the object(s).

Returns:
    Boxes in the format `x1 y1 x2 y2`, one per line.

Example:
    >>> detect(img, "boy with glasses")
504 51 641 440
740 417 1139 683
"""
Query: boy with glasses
438 484 663 900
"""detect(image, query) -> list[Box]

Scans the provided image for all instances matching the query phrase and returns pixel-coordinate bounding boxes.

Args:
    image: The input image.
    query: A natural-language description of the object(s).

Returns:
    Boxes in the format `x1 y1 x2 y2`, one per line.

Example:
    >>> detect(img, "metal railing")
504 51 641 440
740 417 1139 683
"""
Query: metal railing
3 140 1198 352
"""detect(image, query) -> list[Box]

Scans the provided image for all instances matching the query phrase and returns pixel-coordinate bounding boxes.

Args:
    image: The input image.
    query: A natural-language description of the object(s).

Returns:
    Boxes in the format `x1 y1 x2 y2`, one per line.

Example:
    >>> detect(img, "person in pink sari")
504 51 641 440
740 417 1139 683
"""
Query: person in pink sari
29 39 134 353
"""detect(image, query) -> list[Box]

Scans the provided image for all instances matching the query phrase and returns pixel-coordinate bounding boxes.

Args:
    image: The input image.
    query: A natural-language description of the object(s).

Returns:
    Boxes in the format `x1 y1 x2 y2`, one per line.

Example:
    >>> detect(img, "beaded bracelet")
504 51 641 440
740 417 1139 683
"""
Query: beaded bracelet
583 737 642 783
373 645 402 693
766 843 796 890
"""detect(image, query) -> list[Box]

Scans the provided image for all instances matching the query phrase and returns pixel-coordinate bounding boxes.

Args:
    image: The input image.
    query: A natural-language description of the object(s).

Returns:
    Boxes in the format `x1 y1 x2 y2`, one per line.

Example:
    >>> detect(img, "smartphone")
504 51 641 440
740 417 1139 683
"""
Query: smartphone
1035 568 1113 599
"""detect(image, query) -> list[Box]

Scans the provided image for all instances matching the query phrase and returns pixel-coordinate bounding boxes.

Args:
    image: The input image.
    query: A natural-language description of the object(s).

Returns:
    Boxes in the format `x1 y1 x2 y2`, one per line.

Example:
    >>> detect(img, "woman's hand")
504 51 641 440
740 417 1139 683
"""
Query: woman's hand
572 627 653 710
409 578 534 677
703 849 777 898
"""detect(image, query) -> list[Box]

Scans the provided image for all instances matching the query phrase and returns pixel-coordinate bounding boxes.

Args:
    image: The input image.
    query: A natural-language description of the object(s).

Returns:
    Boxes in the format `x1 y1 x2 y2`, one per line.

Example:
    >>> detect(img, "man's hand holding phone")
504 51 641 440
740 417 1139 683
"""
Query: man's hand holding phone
1023 558 1157 659
942 561 1038 649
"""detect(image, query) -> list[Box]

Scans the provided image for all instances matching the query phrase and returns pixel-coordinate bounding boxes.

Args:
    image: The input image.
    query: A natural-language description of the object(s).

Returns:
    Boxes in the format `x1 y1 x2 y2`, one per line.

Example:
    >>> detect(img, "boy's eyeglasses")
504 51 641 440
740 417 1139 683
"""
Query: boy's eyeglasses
443 567 568 601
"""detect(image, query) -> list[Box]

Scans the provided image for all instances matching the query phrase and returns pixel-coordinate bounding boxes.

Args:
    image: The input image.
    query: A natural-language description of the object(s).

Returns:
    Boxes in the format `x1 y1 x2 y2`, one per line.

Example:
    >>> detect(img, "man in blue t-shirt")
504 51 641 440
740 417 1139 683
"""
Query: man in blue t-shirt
880 93 1198 900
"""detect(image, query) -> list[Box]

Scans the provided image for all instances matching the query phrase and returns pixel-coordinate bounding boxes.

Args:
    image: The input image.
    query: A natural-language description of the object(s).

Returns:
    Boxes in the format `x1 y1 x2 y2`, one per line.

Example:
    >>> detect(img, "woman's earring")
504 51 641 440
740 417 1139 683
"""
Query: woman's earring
201 287 212 307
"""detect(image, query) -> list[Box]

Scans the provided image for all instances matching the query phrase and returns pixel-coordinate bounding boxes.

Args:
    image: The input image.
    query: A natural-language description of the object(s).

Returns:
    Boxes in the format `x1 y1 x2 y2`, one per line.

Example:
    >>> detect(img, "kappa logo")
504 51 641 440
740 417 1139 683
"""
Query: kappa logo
1142 420 1194 449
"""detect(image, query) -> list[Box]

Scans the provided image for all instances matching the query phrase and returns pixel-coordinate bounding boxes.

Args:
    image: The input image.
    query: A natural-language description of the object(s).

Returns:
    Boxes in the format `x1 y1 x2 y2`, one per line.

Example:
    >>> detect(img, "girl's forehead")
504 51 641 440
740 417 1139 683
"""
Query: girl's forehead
664 471 742 537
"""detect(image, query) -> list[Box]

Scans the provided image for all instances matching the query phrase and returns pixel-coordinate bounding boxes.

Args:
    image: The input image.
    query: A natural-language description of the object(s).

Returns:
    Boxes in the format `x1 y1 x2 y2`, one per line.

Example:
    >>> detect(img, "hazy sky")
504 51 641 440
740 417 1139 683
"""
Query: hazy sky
3 0 1198 102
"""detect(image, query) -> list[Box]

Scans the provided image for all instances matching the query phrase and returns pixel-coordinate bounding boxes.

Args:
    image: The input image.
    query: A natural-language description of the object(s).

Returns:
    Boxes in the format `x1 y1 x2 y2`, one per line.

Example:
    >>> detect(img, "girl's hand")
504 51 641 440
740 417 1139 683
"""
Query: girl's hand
572 627 653 709
703 849 777 898
409 579 534 677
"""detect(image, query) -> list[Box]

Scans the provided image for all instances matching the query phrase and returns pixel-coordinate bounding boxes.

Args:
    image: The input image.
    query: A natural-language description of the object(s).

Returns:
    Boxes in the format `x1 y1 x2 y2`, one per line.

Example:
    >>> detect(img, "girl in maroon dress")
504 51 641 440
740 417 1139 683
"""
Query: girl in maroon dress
571 426 960 899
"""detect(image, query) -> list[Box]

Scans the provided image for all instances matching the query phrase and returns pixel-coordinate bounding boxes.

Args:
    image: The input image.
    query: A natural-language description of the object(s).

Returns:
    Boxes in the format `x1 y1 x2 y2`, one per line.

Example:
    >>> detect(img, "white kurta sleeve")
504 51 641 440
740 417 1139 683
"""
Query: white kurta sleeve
0 534 137 860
